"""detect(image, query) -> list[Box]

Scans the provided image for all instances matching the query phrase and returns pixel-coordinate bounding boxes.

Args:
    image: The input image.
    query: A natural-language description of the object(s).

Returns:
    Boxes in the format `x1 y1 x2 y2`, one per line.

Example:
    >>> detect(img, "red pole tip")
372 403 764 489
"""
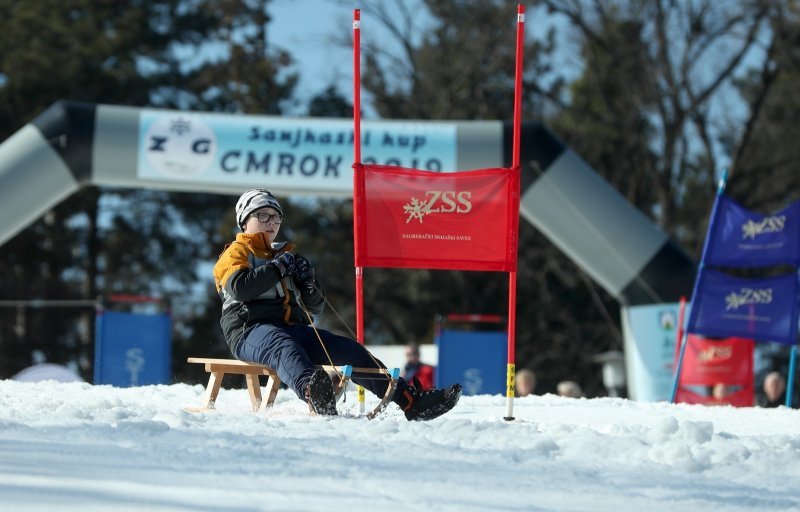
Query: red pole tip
354 9 360 20
518 4 525 13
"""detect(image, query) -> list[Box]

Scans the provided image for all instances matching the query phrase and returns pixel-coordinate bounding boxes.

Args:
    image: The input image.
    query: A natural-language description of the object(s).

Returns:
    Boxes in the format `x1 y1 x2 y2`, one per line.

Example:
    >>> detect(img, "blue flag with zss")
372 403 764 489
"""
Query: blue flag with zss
687 270 799 344
705 196 800 267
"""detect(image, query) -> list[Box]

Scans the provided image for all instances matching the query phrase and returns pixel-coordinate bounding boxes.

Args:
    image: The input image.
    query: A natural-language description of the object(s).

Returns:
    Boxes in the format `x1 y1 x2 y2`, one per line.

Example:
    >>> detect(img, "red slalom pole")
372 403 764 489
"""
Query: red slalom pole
352 8 366 412
353 9 362 166
505 3 525 421
512 4 525 171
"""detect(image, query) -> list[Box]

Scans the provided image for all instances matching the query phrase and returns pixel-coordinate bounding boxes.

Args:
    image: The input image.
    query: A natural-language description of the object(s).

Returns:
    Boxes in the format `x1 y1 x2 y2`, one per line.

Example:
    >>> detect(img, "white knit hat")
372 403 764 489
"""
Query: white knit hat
235 189 283 230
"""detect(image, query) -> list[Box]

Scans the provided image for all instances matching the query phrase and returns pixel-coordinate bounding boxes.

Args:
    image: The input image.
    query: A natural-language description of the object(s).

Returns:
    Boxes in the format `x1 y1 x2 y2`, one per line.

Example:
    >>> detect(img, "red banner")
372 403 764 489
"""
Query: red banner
674 335 754 407
678 335 754 385
354 164 519 271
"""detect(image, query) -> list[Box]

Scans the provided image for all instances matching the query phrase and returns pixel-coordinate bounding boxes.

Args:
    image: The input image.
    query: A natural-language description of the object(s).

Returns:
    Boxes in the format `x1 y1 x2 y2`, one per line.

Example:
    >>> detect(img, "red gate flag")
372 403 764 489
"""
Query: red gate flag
674 334 754 407
678 335 754 386
354 164 520 271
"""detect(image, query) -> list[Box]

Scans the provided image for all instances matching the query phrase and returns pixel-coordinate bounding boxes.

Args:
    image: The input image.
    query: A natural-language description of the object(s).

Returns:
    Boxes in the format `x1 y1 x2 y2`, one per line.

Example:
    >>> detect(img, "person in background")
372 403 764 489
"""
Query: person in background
213 189 461 420
711 383 732 401
757 371 788 408
557 380 583 398
515 368 537 397
402 342 435 390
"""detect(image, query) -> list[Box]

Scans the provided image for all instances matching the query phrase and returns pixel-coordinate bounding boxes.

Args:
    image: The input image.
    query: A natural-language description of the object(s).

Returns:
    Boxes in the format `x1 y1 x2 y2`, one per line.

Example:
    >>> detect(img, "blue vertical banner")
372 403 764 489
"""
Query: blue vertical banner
688 270 799 345
436 329 506 395
705 196 800 267
94 311 172 386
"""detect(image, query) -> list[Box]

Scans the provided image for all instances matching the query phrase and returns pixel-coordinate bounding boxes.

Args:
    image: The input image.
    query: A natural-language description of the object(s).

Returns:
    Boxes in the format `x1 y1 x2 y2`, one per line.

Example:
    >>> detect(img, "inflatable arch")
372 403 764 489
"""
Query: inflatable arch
0 100 694 306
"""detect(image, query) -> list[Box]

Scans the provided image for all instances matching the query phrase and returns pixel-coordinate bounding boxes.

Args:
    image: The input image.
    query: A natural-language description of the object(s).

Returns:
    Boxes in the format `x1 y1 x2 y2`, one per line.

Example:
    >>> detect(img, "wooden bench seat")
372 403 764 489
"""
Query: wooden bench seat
187 357 401 419
187 357 283 412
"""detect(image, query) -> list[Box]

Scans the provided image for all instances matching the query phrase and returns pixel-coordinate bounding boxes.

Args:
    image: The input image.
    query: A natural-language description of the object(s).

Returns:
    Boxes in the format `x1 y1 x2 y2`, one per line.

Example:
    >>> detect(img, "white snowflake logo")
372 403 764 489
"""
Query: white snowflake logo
403 197 430 223
170 117 191 136
741 220 759 240
725 291 744 310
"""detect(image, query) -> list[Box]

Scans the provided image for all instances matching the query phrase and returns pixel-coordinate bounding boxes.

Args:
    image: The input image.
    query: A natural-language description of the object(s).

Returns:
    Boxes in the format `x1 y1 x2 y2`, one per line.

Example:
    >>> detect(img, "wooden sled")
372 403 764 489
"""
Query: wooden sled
186 357 399 419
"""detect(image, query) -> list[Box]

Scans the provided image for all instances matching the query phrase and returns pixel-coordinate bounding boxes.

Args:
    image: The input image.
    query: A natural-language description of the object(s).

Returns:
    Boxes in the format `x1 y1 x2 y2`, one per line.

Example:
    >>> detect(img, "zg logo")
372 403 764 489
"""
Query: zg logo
403 190 472 223
145 115 217 177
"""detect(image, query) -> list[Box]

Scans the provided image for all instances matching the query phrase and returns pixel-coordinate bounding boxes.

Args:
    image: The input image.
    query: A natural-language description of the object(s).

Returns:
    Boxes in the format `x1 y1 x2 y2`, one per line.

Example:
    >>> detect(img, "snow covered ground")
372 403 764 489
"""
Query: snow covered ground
1 379 799 511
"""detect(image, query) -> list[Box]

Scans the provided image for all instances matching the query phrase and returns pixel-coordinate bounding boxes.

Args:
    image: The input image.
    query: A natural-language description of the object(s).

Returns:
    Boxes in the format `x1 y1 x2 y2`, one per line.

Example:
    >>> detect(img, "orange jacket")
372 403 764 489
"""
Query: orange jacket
213 232 324 351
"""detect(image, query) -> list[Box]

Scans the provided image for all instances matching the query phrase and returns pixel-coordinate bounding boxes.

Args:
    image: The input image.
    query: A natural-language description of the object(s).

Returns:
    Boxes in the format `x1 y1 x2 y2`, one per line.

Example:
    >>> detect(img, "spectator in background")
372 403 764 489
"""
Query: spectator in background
709 382 746 406
711 383 732 401
515 369 537 397
403 342 435 390
757 371 788 408
557 380 583 398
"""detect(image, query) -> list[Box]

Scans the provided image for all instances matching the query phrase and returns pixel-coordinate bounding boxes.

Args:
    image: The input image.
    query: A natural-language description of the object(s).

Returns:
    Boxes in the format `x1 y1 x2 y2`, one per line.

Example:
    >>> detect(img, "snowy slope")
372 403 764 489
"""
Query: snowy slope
1 379 799 511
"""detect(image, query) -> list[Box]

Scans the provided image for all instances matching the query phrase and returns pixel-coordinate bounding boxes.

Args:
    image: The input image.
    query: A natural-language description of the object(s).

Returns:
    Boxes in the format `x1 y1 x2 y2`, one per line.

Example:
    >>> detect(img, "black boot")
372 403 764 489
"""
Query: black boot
305 368 338 416
398 378 462 421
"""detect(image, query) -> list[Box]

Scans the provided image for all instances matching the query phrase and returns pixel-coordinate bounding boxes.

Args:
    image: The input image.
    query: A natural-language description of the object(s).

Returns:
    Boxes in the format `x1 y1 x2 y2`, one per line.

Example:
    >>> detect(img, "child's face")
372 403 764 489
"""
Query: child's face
244 207 282 242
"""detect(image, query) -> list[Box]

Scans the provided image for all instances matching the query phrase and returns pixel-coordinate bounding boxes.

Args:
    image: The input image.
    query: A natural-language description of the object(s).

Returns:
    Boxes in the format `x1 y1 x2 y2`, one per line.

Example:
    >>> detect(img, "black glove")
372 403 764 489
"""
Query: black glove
272 252 295 279
291 254 315 283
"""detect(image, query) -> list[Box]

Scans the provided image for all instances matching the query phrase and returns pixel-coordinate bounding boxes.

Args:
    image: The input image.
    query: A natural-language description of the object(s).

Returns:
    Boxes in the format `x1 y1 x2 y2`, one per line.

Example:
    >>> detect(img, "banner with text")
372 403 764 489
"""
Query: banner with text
137 111 458 192
688 270 800 344
678 335 754 386
706 195 800 267
354 164 519 271
673 313 755 407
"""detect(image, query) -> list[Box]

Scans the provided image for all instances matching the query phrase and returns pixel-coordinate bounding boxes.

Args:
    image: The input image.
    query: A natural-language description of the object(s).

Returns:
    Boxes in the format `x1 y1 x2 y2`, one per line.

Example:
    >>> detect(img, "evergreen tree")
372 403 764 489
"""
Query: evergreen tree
0 0 295 380
536 0 771 250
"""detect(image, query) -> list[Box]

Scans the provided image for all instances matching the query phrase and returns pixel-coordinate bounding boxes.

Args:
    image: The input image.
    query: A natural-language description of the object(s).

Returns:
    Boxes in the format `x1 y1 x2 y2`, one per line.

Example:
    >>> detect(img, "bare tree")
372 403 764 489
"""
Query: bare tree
726 1 800 211
535 0 772 244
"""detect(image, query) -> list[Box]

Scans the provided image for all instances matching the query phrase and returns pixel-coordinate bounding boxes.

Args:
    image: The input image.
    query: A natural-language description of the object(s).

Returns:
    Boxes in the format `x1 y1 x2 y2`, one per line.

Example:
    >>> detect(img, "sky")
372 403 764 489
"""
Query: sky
266 0 761 174
269 0 354 113
266 0 557 117
266 1 566 117
2 378 800 511
268 0 414 117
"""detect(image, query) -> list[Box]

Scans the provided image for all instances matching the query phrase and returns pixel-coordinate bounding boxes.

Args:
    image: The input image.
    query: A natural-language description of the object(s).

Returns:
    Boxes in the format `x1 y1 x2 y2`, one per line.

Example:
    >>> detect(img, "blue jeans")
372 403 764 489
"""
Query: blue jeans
234 323 405 401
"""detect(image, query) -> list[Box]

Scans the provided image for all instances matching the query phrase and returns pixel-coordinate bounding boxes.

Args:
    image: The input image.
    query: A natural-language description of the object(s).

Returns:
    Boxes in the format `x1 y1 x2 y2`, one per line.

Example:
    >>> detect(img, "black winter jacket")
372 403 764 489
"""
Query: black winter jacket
213 232 324 352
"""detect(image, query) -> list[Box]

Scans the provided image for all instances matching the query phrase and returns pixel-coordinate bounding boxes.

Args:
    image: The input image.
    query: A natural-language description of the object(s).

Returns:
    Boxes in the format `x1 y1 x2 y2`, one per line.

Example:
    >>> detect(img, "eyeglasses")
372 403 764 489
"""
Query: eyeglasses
251 212 283 224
